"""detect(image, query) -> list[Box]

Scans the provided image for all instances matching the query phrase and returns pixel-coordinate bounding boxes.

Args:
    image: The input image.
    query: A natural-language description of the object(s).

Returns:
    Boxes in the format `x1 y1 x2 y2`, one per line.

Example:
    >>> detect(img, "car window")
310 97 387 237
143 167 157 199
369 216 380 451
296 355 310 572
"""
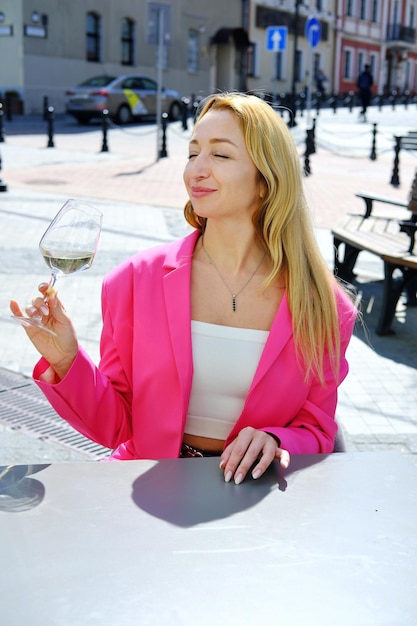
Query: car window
141 78 157 91
80 76 115 87
122 77 141 90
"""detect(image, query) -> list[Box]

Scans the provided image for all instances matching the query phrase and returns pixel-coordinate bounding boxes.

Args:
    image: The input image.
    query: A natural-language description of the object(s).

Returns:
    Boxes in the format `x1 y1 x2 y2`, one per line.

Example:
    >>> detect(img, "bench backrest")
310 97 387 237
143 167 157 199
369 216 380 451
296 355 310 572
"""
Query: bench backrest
408 170 417 216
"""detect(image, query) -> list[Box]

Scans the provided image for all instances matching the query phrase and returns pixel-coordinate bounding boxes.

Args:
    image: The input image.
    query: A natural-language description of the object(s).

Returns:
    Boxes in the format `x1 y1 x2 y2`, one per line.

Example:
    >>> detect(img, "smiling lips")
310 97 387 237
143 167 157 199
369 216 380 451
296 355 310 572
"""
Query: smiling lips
191 186 216 198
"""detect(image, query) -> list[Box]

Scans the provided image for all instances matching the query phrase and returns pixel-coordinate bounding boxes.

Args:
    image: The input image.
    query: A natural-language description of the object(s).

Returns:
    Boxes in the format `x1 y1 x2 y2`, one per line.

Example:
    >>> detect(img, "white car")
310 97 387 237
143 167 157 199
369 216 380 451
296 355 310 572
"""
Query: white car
65 74 183 125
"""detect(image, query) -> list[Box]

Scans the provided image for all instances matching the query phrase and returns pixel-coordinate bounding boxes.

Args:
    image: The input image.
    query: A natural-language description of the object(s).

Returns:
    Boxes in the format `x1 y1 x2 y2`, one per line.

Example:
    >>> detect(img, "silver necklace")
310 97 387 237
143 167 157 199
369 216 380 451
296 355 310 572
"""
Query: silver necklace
201 237 266 312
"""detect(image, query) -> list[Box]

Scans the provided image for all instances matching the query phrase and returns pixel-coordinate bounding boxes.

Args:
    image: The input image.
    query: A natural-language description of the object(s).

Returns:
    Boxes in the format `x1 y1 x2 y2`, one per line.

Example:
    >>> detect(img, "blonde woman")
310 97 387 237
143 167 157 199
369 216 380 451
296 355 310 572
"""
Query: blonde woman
11 93 357 485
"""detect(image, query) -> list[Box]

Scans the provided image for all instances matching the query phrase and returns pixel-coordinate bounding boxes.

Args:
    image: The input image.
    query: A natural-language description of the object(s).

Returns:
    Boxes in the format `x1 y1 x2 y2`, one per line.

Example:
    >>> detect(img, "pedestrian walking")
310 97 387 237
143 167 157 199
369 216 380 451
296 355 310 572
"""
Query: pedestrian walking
315 69 327 96
357 64 374 121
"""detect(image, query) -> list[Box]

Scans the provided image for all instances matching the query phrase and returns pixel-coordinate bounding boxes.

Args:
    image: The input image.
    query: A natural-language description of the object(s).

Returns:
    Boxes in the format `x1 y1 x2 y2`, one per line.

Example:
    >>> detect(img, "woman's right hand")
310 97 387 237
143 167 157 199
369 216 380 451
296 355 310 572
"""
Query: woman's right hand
10 283 79 382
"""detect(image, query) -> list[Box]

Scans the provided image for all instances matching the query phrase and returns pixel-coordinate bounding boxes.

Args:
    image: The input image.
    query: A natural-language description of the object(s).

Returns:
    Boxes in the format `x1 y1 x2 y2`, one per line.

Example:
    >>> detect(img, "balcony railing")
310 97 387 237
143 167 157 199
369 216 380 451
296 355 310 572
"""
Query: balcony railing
386 24 416 44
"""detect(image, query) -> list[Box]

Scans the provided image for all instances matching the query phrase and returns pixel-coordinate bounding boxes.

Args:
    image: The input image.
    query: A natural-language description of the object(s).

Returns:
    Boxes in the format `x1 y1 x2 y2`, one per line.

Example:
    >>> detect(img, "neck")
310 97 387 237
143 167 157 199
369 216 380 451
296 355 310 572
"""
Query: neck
201 225 264 274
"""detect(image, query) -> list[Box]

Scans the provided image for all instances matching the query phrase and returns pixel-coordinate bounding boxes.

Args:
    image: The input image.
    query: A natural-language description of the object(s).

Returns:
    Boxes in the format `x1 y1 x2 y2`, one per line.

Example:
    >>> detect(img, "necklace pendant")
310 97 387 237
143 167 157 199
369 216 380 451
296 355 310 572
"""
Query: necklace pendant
232 294 237 312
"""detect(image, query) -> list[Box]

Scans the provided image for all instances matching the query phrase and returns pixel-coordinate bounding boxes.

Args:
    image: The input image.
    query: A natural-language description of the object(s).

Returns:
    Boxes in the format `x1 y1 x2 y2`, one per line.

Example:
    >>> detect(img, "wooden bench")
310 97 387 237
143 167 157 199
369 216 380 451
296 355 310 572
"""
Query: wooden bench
332 177 417 335
400 131 417 152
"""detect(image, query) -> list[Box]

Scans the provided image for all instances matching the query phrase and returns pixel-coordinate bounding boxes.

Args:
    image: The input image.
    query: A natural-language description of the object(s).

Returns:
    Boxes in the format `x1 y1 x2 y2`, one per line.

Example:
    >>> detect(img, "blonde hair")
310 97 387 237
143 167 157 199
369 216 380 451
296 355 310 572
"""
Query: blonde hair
184 92 348 383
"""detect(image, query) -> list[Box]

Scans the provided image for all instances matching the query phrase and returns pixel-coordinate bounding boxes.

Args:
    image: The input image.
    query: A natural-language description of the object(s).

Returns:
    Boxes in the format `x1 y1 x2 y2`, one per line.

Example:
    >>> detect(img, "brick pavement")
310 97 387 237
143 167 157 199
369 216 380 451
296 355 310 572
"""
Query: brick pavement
0 105 416 464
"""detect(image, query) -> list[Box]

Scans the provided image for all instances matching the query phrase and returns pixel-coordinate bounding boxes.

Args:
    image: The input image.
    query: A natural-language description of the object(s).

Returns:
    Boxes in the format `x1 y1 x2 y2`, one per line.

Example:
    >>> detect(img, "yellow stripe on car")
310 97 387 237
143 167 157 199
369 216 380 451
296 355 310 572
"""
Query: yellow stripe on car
123 90 148 115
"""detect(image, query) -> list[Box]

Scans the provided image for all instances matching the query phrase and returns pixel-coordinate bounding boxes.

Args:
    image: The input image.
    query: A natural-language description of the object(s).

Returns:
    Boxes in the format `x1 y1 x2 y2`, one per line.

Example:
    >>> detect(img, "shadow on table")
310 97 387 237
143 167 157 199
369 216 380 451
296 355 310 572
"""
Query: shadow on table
0 464 49 513
131 455 326 527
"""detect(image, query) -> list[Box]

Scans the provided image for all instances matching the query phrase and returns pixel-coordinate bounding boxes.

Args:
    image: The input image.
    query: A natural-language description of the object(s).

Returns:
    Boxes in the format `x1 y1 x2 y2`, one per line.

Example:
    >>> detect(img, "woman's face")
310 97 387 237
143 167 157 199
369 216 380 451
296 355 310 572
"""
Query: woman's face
183 108 264 225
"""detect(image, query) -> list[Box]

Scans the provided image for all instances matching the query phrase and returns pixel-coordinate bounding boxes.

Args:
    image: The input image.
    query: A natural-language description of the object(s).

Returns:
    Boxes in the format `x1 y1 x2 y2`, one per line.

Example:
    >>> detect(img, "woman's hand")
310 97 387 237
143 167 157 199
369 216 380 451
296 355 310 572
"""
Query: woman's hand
10 283 78 381
219 427 290 485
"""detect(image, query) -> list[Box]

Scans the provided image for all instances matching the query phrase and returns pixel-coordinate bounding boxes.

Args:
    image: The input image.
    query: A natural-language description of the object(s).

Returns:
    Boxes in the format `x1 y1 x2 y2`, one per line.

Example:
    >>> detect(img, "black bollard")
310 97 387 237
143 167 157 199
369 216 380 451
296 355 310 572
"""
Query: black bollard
315 92 322 116
43 96 49 121
159 112 168 158
346 90 355 112
5 93 12 122
181 97 189 131
390 136 401 187
192 100 199 123
331 92 338 114
101 109 109 152
370 123 377 161
0 146 7 192
304 127 315 176
46 106 55 148
0 104 5 142
377 91 384 111
311 117 317 153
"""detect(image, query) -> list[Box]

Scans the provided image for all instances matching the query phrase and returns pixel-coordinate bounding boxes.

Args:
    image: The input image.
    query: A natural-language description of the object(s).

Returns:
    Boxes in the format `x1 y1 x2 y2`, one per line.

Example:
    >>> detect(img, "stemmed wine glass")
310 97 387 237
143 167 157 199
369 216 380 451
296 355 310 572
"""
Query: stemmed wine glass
11 199 102 336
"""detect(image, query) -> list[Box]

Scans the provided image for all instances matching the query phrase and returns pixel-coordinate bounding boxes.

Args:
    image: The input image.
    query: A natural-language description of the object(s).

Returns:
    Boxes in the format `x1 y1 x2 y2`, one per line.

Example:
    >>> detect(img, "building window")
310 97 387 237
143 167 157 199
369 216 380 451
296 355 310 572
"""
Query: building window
343 49 353 79
187 29 199 72
275 51 284 80
246 43 258 78
409 5 415 27
371 0 378 22
295 49 303 83
358 51 365 74
360 0 367 19
346 0 354 17
313 52 321 81
369 54 377 79
121 18 134 65
147 1 171 69
86 12 101 62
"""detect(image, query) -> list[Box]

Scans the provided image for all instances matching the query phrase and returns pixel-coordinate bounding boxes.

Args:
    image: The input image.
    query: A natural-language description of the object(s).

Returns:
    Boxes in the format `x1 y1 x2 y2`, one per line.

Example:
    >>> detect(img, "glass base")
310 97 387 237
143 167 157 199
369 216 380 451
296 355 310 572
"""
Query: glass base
10 315 57 337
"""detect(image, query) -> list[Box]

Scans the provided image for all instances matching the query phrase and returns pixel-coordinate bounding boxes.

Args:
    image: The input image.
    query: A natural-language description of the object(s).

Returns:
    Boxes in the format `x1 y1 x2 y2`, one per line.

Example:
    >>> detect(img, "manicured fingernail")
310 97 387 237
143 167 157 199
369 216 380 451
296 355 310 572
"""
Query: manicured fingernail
40 305 49 315
29 306 38 315
224 470 233 483
234 473 243 485
219 459 225 469
252 468 261 480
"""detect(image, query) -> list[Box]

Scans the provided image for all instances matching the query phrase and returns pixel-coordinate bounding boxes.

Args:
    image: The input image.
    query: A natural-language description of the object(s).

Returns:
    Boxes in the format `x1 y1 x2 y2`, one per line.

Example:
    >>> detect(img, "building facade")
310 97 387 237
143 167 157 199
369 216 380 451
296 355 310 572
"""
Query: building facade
0 0 247 114
335 0 417 95
248 0 417 98
0 0 416 115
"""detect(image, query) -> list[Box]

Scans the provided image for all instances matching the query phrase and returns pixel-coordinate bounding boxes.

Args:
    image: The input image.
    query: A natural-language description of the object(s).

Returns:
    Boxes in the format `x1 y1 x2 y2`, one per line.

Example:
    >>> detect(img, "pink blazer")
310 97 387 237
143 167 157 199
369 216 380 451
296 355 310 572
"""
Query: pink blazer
34 230 357 459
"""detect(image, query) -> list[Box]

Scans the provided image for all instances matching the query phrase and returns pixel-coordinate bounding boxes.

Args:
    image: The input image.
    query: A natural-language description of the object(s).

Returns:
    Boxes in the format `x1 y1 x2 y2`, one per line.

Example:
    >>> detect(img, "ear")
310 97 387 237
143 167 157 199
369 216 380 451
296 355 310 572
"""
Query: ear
259 178 267 200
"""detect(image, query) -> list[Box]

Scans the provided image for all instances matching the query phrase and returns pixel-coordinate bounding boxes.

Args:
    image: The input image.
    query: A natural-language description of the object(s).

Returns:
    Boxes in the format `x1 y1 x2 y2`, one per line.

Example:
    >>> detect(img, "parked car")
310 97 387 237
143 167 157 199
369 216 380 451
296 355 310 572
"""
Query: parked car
65 75 183 125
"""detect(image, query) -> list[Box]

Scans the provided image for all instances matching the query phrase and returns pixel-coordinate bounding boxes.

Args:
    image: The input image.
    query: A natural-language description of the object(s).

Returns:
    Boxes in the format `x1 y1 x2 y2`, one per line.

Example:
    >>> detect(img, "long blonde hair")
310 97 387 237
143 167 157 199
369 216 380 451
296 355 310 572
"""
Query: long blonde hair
184 92 348 383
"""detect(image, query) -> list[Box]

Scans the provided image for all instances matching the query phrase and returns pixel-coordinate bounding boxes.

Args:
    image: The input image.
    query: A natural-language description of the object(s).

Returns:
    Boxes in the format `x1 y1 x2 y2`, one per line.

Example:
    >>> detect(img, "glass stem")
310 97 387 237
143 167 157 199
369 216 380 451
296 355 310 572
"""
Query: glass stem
45 272 59 302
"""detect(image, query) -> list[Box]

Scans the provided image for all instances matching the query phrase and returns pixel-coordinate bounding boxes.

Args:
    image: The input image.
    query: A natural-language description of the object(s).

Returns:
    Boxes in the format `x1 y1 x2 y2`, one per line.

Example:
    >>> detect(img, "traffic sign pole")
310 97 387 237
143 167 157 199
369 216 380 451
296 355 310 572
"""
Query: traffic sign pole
305 17 321 125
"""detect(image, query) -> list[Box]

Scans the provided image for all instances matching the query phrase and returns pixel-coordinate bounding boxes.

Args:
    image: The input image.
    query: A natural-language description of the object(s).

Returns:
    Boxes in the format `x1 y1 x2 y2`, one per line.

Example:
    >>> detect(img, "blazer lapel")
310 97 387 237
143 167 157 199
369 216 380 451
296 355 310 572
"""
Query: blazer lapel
162 232 199 418
248 292 293 394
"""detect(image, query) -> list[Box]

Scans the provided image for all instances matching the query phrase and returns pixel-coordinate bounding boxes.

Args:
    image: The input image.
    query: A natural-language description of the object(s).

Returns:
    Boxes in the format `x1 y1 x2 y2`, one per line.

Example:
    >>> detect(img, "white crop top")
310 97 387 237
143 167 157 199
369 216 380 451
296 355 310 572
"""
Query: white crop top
185 321 269 440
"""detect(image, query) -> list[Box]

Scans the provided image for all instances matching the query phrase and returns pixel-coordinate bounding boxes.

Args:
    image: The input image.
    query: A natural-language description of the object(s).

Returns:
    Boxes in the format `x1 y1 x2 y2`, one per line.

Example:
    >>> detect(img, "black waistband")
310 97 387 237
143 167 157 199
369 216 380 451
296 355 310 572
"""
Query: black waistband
180 443 221 458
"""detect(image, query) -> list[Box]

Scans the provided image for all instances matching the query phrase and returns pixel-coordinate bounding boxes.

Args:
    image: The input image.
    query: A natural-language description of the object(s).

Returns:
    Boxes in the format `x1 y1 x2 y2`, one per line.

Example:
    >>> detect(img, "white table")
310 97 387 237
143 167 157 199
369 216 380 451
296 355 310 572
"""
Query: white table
1 452 416 625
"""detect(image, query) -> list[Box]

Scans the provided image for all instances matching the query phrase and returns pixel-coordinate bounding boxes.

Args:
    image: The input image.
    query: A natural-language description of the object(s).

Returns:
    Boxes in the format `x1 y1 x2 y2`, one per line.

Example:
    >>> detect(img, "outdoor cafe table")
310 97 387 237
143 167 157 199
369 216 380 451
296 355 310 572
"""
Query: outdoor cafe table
1 452 416 625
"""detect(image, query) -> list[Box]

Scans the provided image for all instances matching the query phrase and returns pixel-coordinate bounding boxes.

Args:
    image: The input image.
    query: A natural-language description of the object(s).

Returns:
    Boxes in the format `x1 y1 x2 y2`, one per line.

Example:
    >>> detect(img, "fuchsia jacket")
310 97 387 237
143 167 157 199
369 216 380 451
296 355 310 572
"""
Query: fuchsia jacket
34 230 357 460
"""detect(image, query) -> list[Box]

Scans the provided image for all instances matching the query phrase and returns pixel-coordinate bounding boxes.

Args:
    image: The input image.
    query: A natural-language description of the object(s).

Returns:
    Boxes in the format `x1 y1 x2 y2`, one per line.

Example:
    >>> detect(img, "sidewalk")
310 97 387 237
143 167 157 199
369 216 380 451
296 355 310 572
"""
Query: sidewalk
0 105 416 464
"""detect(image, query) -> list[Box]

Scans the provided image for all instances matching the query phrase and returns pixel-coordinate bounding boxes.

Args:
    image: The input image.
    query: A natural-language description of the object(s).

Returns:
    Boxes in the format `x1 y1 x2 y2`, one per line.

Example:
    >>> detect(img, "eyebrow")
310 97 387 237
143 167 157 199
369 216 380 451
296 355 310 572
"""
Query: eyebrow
189 137 238 148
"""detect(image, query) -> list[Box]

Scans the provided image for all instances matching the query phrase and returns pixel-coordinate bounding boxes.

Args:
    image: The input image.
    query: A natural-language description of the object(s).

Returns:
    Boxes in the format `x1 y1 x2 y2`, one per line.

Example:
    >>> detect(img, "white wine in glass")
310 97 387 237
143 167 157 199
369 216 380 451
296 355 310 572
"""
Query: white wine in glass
11 199 103 335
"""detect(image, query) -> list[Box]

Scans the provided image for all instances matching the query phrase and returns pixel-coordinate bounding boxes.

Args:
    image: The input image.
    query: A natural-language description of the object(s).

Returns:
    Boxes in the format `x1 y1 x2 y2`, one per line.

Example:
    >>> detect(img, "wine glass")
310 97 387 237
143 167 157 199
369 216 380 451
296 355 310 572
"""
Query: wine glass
11 199 102 336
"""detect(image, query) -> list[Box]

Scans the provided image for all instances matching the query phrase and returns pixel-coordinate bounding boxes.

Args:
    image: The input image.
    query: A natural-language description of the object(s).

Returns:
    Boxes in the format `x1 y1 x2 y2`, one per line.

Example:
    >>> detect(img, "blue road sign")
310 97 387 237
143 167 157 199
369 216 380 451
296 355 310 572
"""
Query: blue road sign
266 26 287 52
305 17 321 48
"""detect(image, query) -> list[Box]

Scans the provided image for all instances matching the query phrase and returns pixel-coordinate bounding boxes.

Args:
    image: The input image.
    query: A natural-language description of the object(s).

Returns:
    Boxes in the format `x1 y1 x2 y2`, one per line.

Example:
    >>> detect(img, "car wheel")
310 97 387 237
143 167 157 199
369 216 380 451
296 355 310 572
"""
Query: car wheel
117 104 133 125
168 101 182 122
